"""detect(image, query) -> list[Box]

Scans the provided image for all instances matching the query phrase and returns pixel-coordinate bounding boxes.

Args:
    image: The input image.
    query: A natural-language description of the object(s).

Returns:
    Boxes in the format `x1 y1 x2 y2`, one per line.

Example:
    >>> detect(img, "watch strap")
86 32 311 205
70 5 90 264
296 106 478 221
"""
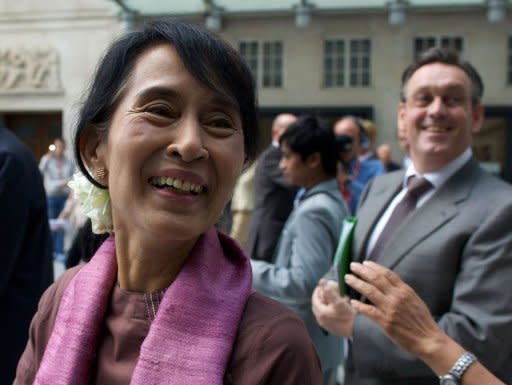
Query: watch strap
449 351 477 380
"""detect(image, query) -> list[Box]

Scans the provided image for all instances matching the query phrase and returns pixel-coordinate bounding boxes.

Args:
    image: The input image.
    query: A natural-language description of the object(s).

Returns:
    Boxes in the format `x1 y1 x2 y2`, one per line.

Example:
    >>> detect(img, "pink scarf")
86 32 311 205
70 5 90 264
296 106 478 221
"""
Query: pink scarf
34 228 252 385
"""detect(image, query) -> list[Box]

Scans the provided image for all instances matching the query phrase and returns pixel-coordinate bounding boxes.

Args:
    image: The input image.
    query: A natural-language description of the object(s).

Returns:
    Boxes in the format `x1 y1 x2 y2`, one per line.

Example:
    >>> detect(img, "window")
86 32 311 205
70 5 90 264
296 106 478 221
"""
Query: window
414 36 464 59
324 38 371 87
239 41 259 83
262 41 283 87
239 40 283 88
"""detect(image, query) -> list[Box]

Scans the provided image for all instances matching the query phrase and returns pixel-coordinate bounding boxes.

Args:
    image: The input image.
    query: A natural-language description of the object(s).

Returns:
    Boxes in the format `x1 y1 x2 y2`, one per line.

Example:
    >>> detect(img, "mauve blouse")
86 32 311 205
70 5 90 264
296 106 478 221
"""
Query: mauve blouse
14 267 322 385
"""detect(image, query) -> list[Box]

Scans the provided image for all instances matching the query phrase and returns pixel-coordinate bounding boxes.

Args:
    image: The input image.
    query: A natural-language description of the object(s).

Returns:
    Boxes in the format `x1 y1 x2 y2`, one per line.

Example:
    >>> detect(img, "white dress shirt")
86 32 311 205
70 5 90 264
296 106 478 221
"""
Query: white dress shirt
365 148 473 257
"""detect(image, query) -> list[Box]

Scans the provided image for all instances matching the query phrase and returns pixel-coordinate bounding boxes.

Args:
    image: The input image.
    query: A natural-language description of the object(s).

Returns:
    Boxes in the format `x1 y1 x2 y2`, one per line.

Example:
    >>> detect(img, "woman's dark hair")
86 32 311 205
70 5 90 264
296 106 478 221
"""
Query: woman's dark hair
400 47 484 105
279 114 338 177
74 18 258 187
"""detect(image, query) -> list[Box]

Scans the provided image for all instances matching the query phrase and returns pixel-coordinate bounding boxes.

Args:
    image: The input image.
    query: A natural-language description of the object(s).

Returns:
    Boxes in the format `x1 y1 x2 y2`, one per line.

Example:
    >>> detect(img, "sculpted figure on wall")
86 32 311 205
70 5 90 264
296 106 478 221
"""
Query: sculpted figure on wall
0 47 61 93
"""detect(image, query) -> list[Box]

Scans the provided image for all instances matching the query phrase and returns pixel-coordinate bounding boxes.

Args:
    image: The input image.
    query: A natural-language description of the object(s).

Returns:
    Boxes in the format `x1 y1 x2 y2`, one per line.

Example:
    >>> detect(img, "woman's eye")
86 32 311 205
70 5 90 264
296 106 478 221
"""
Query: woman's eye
146 104 173 117
209 118 234 128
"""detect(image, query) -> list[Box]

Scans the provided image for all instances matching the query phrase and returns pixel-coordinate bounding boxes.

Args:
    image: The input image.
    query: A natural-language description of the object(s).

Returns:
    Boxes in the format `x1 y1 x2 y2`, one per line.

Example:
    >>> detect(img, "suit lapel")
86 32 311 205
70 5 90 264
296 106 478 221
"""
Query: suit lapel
376 158 479 269
354 172 404 262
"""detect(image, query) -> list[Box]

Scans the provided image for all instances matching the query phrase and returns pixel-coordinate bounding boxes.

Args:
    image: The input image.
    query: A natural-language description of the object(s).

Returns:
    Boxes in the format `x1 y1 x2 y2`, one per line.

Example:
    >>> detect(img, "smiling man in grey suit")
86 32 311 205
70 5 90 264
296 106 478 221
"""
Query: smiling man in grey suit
312 48 512 385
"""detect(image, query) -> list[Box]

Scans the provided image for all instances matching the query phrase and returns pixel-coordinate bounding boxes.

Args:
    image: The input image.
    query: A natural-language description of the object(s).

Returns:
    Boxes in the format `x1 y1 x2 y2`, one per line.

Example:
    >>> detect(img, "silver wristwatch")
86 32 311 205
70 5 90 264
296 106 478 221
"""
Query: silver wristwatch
439 351 477 385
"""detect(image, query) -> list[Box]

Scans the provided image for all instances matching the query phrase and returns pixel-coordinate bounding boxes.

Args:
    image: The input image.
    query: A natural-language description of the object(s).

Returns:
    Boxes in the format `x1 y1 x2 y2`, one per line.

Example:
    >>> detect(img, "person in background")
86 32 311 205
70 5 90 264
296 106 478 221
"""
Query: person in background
312 47 512 384
333 116 384 214
14 18 321 385
252 115 348 385
358 119 378 161
229 161 257 245
376 143 401 172
39 137 74 262
0 123 53 384
245 113 298 262
397 125 412 169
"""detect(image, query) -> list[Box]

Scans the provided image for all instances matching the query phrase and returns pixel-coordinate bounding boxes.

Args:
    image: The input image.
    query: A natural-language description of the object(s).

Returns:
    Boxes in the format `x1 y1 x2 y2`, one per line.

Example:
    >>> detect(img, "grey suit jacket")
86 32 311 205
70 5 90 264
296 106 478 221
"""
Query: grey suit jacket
345 158 512 385
252 179 348 376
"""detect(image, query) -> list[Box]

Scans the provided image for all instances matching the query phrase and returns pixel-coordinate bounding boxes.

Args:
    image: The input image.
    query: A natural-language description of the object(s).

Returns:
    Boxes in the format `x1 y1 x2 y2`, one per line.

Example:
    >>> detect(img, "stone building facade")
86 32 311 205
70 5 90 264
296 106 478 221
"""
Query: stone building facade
1 1 511 179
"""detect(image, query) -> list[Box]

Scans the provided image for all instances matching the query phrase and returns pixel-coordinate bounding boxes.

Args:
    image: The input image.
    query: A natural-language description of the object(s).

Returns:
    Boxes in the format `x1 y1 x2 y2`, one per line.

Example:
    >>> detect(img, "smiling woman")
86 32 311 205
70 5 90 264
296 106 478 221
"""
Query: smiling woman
13 19 322 385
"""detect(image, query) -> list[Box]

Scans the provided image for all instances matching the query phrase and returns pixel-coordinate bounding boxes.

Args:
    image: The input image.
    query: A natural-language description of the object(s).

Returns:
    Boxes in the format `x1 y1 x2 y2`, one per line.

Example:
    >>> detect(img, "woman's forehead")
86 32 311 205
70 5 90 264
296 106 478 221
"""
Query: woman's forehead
125 44 239 111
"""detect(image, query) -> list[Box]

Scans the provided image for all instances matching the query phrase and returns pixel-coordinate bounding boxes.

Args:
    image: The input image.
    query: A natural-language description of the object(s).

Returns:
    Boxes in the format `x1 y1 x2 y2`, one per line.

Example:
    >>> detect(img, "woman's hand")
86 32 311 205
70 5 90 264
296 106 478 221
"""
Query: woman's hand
312 279 356 338
345 261 444 357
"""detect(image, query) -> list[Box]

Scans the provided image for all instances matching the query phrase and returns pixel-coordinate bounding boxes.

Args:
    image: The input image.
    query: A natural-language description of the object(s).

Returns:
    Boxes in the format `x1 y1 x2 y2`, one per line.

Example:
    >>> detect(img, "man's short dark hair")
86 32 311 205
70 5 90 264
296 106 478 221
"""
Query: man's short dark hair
74 18 258 188
279 115 338 177
400 47 484 105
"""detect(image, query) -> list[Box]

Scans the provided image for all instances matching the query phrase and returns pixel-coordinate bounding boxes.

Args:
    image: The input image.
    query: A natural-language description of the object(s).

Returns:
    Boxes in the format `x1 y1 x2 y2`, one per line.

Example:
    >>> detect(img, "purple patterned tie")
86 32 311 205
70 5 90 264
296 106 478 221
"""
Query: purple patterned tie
367 176 432 261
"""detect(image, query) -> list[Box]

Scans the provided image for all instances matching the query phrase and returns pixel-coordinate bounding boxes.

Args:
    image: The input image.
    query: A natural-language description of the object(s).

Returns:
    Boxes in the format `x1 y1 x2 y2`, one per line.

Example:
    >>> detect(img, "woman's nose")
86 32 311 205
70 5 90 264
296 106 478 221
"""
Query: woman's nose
165 119 209 162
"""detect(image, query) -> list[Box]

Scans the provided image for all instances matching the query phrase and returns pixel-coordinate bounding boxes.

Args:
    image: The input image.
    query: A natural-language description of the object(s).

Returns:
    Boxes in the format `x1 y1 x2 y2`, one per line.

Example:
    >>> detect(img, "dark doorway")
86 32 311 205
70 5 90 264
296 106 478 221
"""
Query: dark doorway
3 112 62 162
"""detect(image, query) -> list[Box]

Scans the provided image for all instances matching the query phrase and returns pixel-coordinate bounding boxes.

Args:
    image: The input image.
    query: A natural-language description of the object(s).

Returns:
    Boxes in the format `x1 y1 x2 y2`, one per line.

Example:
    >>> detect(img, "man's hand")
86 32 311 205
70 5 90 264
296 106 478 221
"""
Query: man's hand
312 279 356 338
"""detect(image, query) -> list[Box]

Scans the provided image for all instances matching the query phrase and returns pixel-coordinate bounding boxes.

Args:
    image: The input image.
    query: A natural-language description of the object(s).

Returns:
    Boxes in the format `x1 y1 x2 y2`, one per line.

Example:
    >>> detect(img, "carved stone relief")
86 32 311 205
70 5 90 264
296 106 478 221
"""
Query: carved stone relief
0 47 62 93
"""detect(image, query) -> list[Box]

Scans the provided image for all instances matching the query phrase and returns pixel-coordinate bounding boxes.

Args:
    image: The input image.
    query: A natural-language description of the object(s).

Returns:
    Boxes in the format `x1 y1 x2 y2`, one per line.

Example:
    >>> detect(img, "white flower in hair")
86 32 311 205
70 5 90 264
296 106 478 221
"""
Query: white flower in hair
68 172 113 234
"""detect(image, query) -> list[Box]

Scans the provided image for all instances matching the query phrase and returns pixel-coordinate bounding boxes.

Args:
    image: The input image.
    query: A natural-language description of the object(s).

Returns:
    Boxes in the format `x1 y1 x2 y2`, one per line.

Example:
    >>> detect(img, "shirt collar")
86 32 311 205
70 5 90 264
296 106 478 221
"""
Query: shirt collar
404 148 472 190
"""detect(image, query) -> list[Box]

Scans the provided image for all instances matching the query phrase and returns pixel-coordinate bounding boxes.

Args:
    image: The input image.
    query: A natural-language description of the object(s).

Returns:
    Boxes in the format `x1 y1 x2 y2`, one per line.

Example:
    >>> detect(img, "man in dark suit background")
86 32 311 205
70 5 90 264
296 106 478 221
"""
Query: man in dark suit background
0 123 53 383
312 48 512 384
245 113 297 262
333 116 385 214
376 143 401 172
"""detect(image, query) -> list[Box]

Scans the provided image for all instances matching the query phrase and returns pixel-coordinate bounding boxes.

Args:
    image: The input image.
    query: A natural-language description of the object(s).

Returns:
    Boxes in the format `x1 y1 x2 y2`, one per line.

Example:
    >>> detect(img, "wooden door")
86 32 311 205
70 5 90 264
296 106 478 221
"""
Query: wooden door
4 112 62 161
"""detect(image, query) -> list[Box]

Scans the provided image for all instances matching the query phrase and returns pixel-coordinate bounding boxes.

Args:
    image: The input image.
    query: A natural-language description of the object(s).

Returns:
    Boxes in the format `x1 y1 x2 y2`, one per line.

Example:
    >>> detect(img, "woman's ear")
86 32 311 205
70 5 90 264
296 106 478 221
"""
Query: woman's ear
79 125 107 182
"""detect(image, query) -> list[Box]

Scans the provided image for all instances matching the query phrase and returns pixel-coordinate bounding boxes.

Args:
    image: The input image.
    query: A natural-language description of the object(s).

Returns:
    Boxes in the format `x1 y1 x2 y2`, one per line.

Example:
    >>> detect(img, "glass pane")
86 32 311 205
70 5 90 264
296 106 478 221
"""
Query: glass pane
362 72 370 86
350 40 359 54
336 57 344 70
263 43 270 56
350 73 358 86
454 38 463 51
336 73 344 86
275 74 282 87
415 38 422 52
325 73 332 87
251 43 258 56
275 42 282 55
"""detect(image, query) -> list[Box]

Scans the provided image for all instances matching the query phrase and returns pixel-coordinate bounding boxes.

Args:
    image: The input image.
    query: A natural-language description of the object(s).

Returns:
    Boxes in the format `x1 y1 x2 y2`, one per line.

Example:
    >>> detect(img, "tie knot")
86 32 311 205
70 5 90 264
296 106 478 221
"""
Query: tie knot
407 176 432 198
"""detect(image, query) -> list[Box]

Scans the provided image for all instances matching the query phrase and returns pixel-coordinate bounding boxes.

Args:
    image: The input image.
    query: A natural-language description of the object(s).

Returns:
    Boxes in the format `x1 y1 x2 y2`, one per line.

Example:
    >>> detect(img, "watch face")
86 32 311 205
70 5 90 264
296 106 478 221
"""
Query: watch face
440 374 458 385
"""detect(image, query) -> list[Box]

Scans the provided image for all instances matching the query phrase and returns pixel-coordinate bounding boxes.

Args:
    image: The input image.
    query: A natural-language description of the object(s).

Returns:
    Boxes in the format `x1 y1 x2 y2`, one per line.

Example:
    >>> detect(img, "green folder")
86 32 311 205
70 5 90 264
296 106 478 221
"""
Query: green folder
324 216 357 295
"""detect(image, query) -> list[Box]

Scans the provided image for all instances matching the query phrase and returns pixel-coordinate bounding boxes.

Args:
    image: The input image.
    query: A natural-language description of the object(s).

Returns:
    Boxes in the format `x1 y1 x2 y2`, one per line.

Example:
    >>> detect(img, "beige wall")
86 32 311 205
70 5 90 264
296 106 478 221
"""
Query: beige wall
1 3 511 163
0 0 120 146
219 10 512 154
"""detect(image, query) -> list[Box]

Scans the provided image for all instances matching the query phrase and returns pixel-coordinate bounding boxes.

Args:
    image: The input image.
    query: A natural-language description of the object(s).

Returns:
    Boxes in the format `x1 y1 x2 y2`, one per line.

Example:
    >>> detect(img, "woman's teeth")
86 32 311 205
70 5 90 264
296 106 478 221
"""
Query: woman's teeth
149 176 203 194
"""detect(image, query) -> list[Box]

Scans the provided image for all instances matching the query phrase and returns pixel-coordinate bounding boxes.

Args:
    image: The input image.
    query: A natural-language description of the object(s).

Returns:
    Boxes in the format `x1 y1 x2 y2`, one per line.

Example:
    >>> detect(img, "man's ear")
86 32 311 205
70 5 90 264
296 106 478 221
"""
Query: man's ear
306 152 321 169
397 102 406 134
470 103 484 135
79 125 107 178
